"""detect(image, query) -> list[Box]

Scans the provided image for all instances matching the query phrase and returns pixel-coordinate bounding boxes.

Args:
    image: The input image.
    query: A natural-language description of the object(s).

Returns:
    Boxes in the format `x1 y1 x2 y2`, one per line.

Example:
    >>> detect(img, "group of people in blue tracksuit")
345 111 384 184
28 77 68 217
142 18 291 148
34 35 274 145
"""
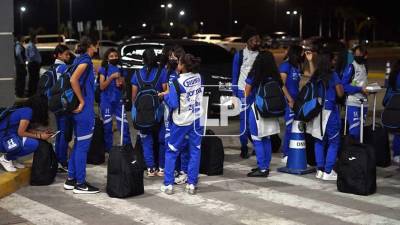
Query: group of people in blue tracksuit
231 26 376 181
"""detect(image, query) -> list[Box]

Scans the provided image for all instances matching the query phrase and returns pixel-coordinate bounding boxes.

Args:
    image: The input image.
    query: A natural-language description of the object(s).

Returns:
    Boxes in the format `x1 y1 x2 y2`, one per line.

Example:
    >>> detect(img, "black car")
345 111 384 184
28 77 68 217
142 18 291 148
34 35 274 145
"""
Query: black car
119 39 234 115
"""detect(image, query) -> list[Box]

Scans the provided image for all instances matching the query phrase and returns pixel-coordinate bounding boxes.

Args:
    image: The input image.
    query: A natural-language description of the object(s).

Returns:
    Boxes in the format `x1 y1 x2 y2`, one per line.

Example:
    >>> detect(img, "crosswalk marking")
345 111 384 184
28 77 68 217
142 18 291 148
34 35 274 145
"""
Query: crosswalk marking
85 167 303 225
224 156 400 209
0 193 86 225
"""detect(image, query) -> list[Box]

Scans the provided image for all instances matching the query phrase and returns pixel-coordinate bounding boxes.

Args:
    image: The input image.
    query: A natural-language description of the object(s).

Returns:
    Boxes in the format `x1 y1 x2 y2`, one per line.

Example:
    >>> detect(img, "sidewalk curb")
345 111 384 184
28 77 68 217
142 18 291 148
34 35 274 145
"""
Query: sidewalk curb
0 162 32 199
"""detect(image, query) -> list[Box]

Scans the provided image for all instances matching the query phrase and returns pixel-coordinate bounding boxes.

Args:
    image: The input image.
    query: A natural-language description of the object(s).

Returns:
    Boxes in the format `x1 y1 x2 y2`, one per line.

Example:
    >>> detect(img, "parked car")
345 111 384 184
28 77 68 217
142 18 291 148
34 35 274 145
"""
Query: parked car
96 40 119 59
263 32 300 49
24 34 66 48
65 38 79 50
217 36 246 53
119 39 234 115
191 34 223 44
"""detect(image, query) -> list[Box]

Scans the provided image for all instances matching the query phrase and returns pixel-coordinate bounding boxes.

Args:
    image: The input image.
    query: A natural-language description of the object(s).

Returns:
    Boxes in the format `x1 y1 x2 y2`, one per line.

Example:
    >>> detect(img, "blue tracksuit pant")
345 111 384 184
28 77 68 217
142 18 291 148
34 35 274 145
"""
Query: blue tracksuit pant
68 106 95 184
100 100 131 151
283 106 294 157
314 110 341 173
55 114 73 164
237 91 251 150
164 120 203 186
346 105 368 141
248 106 272 170
393 135 400 157
5 137 39 161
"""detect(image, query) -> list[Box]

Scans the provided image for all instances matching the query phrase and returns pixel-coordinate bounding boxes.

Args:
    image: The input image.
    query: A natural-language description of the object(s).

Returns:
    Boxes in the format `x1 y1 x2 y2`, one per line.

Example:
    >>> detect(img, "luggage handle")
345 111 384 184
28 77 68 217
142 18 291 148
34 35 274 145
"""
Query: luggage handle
120 100 125 146
359 98 365 144
372 93 377 131
344 97 348 136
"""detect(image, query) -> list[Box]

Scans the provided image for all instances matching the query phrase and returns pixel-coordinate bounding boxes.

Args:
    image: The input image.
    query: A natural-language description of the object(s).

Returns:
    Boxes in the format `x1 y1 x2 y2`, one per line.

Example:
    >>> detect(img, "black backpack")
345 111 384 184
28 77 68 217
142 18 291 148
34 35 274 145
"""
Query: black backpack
48 63 88 114
200 130 224 176
132 68 163 130
30 140 58 186
254 78 286 118
87 116 106 165
37 65 58 98
382 94 400 134
294 79 326 122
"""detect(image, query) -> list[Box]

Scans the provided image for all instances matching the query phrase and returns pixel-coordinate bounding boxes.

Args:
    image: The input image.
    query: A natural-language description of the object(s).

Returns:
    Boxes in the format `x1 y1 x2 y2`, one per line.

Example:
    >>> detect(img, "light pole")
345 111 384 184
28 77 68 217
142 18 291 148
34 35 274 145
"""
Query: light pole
57 0 61 36
179 10 185 23
20 6 26 35
286 10 303 40
161 3 173 23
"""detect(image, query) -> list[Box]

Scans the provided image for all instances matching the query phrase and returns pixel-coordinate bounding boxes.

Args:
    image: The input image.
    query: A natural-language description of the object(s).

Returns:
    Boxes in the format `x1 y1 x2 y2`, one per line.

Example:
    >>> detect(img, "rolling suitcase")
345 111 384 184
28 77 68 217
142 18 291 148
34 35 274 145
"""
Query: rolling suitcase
337 99 376 196
107 103 144 198
364 92 391 167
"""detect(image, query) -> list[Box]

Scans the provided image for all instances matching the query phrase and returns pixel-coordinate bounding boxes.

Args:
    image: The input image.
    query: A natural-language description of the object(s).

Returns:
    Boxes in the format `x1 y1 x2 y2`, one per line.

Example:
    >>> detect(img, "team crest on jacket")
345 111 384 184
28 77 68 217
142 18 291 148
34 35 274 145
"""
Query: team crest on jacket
183 77 201 87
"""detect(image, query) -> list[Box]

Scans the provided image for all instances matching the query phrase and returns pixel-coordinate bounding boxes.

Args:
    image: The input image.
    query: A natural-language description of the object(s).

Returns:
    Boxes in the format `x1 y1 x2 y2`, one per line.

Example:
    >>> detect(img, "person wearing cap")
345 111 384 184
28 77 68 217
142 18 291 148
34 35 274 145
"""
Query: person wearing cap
231 26 261 159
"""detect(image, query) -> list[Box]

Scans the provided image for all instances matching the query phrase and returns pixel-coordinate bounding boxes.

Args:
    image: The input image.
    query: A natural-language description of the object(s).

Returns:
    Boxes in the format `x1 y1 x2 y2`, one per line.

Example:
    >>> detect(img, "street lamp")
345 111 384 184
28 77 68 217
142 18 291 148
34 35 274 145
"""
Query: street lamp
20 6 26 34
162 3 173 23
200 21 204 26
234 20 238 24
142 23 147 28
170 22 174 27
286 10 303 40
179 10 185 16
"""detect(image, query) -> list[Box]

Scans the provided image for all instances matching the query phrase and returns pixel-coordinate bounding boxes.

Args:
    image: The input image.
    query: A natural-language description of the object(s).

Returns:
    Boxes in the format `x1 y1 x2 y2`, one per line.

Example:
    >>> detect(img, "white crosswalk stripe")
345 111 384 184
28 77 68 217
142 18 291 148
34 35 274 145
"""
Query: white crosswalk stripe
85 166 302 225
0 193 86 225
3 150 400 225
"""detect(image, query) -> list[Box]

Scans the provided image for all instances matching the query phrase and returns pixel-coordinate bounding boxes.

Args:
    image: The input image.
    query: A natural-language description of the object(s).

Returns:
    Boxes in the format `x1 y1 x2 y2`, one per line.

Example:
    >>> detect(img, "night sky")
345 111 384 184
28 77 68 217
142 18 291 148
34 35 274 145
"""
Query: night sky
13 0 400 41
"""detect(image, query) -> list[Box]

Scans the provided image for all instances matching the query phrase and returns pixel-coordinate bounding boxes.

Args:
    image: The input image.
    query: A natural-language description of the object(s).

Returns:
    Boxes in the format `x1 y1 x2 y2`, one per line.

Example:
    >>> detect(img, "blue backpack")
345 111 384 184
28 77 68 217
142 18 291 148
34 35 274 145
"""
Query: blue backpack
48 63 88 114
254 78 286 118
131 68 163 130
0 107 22 154
37 65 58 98
294 79 326 123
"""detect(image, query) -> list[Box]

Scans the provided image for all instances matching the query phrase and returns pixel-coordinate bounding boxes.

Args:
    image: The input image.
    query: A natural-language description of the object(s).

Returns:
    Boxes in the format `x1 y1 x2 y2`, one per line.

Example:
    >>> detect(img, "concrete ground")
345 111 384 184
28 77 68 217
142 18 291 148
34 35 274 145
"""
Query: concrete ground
1 77 400 225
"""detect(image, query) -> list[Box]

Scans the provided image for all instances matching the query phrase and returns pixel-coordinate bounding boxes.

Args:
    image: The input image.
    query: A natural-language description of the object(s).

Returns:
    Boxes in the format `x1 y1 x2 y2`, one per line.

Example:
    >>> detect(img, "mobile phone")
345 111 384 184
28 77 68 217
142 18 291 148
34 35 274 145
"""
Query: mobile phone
50 131 61 138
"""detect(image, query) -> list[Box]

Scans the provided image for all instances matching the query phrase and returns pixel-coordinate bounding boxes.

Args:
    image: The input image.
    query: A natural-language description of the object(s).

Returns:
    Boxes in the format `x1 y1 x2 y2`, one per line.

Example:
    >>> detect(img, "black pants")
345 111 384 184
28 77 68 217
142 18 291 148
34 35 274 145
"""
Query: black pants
27 62 40 96
15 63 27 97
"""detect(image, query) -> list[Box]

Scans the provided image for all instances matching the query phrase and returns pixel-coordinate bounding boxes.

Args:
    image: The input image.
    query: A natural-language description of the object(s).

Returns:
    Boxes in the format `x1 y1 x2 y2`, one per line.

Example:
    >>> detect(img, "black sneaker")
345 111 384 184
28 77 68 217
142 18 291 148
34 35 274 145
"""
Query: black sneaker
247 169 269 177
64 179 76 190
251 167 258 172
240 147 249 159
73 182 100 194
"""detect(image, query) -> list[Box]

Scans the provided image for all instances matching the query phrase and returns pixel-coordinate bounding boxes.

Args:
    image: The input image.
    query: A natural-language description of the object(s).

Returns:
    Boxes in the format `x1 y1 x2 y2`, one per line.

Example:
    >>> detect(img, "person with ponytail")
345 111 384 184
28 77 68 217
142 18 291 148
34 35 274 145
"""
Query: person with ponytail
159 54 203 195
131 48 168 177
98 48 131 152
63 36 100 194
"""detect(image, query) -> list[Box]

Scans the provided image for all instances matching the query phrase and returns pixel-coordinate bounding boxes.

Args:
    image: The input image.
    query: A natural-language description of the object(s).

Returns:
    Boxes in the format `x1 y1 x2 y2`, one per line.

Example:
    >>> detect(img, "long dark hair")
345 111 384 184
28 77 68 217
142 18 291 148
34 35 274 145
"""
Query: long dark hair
285 45 303 68
311 52 334 86
180 54 201 73
76 36 98 54
160 46 173 68
389 60 400 91
18 95 49 126
333 49 347 77
101 48 118 67
248 51 282 87
142 48 158 70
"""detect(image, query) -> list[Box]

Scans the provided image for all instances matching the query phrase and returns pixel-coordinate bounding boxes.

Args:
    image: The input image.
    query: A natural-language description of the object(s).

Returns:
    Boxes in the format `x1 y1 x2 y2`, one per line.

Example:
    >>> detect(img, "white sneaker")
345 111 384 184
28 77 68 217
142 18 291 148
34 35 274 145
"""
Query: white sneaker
281 156 288 164
393 156 400 164
157 168 164 177
0 156 17 172
13 161 25 169
174 171 188 185
315 170 324 179
322 170 338 181
147 168 156 177
160 184 174 195
185 184 197 195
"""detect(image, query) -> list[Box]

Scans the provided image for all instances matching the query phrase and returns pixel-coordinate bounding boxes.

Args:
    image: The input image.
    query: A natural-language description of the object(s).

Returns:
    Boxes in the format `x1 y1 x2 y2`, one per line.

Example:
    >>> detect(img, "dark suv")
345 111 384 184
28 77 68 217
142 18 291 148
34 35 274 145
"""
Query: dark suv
119 39 234 115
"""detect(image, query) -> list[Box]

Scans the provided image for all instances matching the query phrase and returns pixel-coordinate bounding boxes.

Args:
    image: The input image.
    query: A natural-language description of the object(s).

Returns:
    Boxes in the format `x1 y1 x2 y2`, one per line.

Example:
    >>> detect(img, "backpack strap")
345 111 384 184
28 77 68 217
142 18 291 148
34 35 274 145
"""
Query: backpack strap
136 68 150 89
150 67 163 88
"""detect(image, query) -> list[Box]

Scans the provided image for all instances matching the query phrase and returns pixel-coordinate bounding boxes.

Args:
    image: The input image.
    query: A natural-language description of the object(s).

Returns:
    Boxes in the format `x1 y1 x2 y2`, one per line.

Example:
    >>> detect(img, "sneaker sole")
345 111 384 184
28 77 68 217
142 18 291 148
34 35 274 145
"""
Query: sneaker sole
0 164 17 172
64 184 75 190
73 189 100 194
